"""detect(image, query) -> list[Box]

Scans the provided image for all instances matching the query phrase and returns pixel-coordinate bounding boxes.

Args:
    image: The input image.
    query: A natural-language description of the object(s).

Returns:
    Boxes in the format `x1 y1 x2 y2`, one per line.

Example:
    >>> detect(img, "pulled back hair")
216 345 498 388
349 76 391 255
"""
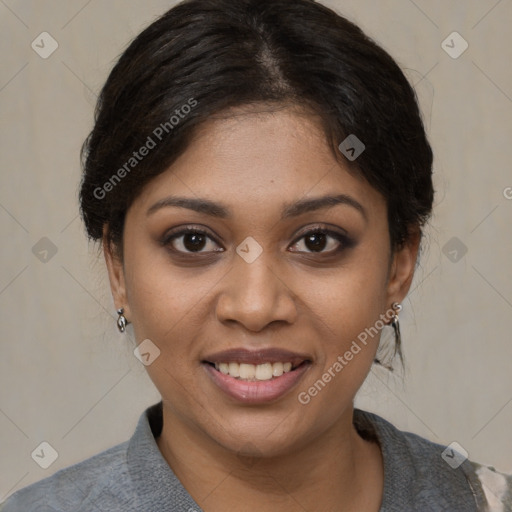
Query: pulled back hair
79 0 434 260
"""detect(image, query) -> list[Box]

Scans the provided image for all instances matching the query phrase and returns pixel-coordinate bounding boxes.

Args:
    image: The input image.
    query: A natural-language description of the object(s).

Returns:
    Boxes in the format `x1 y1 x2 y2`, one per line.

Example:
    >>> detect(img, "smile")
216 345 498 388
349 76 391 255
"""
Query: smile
202 348 312 403
213 361 295 381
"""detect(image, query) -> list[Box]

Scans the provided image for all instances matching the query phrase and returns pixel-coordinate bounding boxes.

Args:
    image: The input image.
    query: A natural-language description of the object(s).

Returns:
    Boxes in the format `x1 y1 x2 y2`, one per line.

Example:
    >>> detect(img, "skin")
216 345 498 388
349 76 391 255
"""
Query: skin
104 105 420 512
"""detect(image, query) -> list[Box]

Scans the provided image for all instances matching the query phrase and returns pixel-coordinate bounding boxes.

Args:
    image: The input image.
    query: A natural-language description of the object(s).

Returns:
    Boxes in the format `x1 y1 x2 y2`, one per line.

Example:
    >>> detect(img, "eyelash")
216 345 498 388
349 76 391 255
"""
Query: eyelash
161 224 354 256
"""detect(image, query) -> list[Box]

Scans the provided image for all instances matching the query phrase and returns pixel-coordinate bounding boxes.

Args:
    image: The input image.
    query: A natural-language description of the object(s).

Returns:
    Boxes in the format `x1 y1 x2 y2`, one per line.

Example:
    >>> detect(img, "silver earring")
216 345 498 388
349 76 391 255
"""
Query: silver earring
390 302 402 358
374 302 403 370
117 308 127 333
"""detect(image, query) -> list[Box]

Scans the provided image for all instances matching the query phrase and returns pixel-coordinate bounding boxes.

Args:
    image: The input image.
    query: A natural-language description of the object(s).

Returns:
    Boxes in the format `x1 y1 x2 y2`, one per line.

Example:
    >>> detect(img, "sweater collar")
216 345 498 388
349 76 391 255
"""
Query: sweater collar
127 401 202 510
127 401 480 511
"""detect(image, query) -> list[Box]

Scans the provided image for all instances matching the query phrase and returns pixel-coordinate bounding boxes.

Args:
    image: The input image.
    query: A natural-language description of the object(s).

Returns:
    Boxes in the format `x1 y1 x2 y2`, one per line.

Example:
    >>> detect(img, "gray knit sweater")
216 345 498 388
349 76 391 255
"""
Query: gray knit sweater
1 401 511 511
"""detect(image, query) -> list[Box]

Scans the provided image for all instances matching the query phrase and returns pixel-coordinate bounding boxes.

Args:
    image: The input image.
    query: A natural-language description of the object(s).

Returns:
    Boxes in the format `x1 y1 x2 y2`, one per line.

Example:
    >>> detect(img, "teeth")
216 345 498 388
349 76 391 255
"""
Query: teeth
255 363 273 380
228 362 240 377
272 362 284 376
213 361 297 381
239 363 256 379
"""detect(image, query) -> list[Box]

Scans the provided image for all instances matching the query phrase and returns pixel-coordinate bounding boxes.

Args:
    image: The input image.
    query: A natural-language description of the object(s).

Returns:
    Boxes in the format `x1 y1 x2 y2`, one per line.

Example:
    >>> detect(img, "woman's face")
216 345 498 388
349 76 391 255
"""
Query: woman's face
105 107 418 456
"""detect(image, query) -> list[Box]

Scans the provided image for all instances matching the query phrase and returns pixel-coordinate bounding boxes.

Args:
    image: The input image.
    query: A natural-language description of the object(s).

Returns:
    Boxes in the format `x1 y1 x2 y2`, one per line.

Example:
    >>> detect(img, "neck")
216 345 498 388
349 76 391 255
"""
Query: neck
156 404 384 512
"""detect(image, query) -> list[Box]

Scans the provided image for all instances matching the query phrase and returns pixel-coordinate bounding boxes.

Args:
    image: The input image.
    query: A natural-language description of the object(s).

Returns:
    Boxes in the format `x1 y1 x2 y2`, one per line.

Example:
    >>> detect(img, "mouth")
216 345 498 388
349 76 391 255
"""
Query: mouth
202 348 312 403
204 360 308 381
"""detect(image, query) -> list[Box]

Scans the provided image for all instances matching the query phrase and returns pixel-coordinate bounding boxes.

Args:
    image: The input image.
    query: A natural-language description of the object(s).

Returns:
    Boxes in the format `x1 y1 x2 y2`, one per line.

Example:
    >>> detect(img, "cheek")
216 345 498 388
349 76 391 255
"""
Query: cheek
306 252 389 335
122 247 211 405
295 277 387 427
301 249 390 387
123 241 214 341
124 225 390 357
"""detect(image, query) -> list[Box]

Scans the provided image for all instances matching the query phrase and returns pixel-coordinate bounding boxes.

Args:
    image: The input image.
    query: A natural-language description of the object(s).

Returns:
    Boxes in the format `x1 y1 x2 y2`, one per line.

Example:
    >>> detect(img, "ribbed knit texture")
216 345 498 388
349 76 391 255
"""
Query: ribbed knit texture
2 401 509 511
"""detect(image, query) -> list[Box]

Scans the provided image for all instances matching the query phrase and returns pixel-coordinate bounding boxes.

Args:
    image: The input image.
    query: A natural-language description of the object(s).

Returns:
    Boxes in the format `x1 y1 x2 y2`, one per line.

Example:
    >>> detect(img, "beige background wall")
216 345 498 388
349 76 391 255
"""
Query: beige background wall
1 0 511 501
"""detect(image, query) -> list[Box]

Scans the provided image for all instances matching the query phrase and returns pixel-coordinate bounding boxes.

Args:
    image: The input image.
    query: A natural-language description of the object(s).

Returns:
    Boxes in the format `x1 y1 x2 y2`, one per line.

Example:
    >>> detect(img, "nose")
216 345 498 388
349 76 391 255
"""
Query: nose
215 251 298 332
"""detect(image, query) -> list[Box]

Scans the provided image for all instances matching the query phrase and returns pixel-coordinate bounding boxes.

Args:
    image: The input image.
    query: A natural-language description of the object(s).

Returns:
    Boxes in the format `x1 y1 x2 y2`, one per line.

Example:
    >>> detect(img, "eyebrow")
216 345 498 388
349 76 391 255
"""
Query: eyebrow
146 194 367 221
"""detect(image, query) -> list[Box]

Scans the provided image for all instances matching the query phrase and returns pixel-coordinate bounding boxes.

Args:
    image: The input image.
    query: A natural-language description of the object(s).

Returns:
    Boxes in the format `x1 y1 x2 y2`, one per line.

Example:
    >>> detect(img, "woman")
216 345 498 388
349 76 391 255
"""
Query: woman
2 0 510 510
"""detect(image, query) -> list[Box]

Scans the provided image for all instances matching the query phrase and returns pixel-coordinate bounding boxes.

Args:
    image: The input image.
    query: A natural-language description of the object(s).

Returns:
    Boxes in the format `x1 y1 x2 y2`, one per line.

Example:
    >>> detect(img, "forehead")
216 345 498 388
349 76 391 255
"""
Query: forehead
133 106 385 220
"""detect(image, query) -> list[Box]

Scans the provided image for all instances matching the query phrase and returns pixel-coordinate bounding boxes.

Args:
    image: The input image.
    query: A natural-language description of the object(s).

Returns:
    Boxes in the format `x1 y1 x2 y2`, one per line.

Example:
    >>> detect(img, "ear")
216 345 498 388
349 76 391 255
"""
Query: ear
386 229 421 305
102 225 130 319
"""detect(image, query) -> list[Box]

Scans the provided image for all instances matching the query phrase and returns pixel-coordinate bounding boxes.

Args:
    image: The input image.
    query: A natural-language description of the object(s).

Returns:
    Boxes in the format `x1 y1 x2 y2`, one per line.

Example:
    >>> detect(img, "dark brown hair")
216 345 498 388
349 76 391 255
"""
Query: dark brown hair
79 0 433 255
79 0 434 367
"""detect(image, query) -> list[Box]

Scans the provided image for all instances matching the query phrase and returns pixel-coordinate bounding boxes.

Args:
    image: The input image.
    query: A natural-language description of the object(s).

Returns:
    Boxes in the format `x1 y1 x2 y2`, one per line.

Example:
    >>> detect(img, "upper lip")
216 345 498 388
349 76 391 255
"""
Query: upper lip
203 348 311 366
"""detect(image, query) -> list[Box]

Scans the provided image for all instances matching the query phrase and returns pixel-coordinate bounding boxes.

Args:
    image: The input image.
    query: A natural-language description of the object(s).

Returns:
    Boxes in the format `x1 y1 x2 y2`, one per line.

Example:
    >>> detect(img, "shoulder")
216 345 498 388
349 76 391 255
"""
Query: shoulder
0 440 131 512
470 461 512 511
354 409 512 511
394 423 512 510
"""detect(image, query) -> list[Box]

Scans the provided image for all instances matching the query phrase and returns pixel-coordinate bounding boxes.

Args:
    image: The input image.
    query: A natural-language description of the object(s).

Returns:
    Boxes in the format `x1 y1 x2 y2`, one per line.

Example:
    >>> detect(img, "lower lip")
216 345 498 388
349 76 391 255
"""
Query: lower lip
203 362 311 404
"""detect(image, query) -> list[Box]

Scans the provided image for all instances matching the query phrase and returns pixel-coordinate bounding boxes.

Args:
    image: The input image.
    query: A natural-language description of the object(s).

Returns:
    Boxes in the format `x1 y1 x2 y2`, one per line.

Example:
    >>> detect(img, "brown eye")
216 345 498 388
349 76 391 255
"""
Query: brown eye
162 227 223 254
180 232 208 252
304 232 328 252
289 227 354 254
